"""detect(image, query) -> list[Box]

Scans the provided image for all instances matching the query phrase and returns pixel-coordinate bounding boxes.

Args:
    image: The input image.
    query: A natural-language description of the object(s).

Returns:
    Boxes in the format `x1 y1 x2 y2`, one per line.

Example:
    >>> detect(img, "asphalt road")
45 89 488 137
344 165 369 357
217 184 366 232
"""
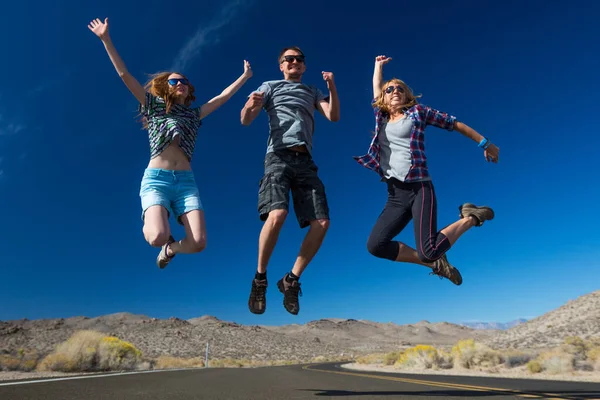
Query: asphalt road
1 362 600 399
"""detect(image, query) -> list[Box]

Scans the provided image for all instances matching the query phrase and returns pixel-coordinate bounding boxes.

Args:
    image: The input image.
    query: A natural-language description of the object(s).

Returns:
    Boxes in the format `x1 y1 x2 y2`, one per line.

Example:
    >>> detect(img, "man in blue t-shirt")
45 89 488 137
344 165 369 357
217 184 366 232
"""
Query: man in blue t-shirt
240 46 340 316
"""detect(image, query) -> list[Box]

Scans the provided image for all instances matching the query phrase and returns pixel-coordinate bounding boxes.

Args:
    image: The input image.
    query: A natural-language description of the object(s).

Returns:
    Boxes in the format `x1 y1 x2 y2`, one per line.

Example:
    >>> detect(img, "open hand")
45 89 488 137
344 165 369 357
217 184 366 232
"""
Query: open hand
484 143 500 163
322 71 335 90
243 60 253 79
88 18 110 40
245 91 264 110
375 55 392 67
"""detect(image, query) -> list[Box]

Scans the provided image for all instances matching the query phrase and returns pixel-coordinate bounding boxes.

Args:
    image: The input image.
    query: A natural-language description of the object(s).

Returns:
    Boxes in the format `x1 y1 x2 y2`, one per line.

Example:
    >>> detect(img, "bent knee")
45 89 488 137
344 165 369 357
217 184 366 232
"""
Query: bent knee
367 240 383 258
267 209 288 226
367 238 397 260
190 238 207 253
311 218 330 231
146 231 170 247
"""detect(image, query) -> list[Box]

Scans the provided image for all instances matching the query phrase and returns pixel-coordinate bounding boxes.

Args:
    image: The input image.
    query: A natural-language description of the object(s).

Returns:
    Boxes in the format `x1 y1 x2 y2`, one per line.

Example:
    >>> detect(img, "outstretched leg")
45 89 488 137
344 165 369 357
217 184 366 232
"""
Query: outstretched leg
290 218 330 277
249 152 293 315
277 153 330 315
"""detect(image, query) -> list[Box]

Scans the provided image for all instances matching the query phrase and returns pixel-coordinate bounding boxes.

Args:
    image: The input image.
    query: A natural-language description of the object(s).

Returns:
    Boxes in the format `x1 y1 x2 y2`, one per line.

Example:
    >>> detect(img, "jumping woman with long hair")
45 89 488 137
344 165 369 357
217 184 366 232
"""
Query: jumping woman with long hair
355 55 500 285
88 17 253 268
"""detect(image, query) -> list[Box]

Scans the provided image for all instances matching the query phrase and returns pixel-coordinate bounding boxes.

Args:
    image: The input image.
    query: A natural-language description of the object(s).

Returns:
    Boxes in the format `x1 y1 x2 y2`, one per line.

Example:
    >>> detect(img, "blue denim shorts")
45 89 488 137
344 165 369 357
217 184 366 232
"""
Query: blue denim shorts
139 168 203 225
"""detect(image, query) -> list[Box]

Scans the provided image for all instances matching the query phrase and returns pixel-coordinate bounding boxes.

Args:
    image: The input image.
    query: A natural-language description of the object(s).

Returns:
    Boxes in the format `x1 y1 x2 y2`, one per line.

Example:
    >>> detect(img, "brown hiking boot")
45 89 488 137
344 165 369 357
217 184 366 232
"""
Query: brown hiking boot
156 235 176 269
430 254 463 285
277 274 303 315
248 278 268 314
459 203 495 227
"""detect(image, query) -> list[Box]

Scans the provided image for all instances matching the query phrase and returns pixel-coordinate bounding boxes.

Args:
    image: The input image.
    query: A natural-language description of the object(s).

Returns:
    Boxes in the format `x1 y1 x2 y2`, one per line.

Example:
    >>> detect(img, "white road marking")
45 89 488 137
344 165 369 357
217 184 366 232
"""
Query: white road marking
0 367 204 386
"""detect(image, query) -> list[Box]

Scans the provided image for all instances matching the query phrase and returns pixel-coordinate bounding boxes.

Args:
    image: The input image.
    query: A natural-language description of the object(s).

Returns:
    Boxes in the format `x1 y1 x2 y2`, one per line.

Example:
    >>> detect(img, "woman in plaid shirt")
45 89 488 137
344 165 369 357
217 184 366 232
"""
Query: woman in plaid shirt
354 55 500 285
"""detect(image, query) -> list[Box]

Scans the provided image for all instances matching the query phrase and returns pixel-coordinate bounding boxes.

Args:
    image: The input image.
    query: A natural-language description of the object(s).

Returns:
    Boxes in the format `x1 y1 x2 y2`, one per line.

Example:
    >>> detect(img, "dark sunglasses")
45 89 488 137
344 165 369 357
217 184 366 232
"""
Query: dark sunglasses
168 78 189 86
385 85 405 94
281 55 305 64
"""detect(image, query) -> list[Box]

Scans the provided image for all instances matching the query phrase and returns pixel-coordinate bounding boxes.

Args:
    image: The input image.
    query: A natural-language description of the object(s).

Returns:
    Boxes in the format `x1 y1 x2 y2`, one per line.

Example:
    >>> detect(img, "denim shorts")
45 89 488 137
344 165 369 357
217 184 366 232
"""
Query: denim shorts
139 168 203 225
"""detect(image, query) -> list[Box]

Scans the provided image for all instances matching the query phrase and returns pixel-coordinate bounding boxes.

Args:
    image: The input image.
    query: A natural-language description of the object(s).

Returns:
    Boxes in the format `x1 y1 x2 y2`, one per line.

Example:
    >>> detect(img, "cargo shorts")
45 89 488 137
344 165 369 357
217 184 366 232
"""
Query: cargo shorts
257 149 330 228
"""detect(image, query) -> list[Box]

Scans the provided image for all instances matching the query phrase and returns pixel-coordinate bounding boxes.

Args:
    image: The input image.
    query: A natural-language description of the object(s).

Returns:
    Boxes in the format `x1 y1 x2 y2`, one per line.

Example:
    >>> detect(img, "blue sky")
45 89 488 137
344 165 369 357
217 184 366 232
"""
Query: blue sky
1 0 599 327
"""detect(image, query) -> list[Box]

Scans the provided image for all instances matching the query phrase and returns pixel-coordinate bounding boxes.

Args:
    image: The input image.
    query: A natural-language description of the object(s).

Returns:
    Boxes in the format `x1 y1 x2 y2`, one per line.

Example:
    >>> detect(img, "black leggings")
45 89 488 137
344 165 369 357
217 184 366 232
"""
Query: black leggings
367 179 451 262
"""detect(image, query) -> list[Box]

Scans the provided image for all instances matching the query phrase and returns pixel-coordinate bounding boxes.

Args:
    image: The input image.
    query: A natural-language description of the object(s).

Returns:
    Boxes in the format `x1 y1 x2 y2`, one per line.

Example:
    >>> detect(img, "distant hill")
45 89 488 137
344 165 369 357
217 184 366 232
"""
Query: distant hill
483 290 600 349
3 290 599 361
0 314 491 362
458 319 528 330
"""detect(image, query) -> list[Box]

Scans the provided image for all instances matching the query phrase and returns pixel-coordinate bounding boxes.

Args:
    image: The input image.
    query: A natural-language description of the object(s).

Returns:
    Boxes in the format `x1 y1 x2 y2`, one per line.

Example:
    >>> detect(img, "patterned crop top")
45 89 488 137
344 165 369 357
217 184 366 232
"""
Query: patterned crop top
138 92 203 161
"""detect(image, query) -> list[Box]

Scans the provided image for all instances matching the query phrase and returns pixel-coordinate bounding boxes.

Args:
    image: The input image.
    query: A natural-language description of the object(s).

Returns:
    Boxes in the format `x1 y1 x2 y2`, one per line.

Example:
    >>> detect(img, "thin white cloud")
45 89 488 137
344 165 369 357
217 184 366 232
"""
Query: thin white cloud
26 69 75 98
0 123 25 136
170 0 250 72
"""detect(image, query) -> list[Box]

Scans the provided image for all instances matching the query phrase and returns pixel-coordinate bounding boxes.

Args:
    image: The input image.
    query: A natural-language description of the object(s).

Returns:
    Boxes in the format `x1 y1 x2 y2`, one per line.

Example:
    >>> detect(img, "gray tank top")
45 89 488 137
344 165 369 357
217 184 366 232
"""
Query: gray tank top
379 117 429 182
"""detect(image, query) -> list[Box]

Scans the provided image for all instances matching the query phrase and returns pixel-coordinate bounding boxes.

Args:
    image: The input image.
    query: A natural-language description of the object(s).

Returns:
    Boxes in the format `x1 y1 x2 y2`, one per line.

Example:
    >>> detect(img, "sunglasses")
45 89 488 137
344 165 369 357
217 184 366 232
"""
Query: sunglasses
385 85 405 94
280 55 305 64
168 78 189 86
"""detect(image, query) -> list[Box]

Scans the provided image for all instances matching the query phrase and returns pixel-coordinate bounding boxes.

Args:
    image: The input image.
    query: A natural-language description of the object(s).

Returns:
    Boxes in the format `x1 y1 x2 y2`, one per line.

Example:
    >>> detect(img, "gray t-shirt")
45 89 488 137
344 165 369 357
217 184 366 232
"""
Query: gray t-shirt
379 117 430 182
253 80 328 154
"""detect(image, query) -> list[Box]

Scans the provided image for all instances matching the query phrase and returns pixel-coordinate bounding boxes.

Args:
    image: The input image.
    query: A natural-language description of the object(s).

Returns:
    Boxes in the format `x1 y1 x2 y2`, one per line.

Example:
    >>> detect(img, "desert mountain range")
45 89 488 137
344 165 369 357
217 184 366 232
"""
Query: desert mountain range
1 290 599 362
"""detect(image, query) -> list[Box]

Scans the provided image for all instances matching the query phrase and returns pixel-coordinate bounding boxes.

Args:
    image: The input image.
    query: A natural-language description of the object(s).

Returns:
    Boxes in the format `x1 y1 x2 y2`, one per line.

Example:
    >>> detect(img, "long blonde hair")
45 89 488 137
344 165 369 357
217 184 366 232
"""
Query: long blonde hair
373 78 422 115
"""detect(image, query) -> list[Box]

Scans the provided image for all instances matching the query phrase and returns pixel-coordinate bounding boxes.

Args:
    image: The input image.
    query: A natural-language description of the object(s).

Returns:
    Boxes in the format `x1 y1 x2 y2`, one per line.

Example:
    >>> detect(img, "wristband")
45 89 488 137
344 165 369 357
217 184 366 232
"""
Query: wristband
478 137 491 150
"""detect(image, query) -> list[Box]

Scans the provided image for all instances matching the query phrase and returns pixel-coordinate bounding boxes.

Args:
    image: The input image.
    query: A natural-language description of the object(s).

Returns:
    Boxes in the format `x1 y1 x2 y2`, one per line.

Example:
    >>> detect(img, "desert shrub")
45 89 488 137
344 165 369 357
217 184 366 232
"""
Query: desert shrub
527 360 542 373
383 352 400 366
503 350 534 368
97 336 143 371
395 345 442 370
451 339 503 369
535 349 574 374
437 349 454 369
0 355 21 371
0 349 42 372
37 330 144 372
356 353 386 365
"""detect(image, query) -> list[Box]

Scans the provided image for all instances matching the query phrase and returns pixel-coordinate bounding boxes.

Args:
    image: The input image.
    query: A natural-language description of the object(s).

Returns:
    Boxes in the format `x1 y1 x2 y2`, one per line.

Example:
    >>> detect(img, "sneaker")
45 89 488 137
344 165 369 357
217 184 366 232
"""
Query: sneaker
277 274 303 315
430 254 463 285
248 278 268 314
156 235 176 269
459 203 495 227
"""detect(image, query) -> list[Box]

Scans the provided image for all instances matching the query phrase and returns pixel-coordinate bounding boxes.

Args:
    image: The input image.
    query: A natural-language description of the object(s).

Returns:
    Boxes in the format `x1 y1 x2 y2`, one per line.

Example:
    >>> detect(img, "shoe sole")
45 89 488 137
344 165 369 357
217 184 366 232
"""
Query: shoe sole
458 203 494 225
277 279 299 315
248 306 265 315
156 236 176 269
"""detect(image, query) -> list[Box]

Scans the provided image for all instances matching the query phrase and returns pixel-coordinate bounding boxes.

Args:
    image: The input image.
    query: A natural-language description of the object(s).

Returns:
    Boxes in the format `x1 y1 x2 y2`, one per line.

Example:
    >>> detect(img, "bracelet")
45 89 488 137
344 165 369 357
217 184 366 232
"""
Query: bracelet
478 137 491 150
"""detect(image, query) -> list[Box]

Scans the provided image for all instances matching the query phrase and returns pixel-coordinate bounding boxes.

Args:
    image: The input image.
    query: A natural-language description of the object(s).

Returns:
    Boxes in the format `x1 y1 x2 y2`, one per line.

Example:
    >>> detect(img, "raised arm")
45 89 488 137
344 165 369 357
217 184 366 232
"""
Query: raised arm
373 55 392 99
88 18 145 105
199 60 253 119
317 71 340 122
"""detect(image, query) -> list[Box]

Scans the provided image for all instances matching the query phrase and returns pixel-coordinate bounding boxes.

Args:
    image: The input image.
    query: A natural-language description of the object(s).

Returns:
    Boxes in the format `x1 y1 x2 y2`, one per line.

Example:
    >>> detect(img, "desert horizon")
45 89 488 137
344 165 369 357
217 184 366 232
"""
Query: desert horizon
2 289 600 383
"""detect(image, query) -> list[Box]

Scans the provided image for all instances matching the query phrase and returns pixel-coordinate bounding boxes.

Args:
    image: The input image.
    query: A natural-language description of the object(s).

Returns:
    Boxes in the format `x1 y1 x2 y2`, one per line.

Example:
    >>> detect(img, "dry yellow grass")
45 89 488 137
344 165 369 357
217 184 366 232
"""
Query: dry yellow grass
154 356 205 369
0 349 41 372
354 336 600 378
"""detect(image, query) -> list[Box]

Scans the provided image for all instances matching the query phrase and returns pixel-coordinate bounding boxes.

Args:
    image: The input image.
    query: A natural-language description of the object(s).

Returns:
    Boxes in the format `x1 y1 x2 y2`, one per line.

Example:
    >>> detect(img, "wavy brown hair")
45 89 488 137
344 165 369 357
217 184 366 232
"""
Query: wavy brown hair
373 78 422 115
144 71 196 112
139 71 196 129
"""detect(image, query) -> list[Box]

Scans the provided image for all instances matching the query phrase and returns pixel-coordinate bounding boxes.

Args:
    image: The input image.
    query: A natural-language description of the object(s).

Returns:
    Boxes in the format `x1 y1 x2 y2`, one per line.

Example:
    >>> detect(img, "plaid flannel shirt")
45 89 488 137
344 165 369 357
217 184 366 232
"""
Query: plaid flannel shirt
353 99 457 182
